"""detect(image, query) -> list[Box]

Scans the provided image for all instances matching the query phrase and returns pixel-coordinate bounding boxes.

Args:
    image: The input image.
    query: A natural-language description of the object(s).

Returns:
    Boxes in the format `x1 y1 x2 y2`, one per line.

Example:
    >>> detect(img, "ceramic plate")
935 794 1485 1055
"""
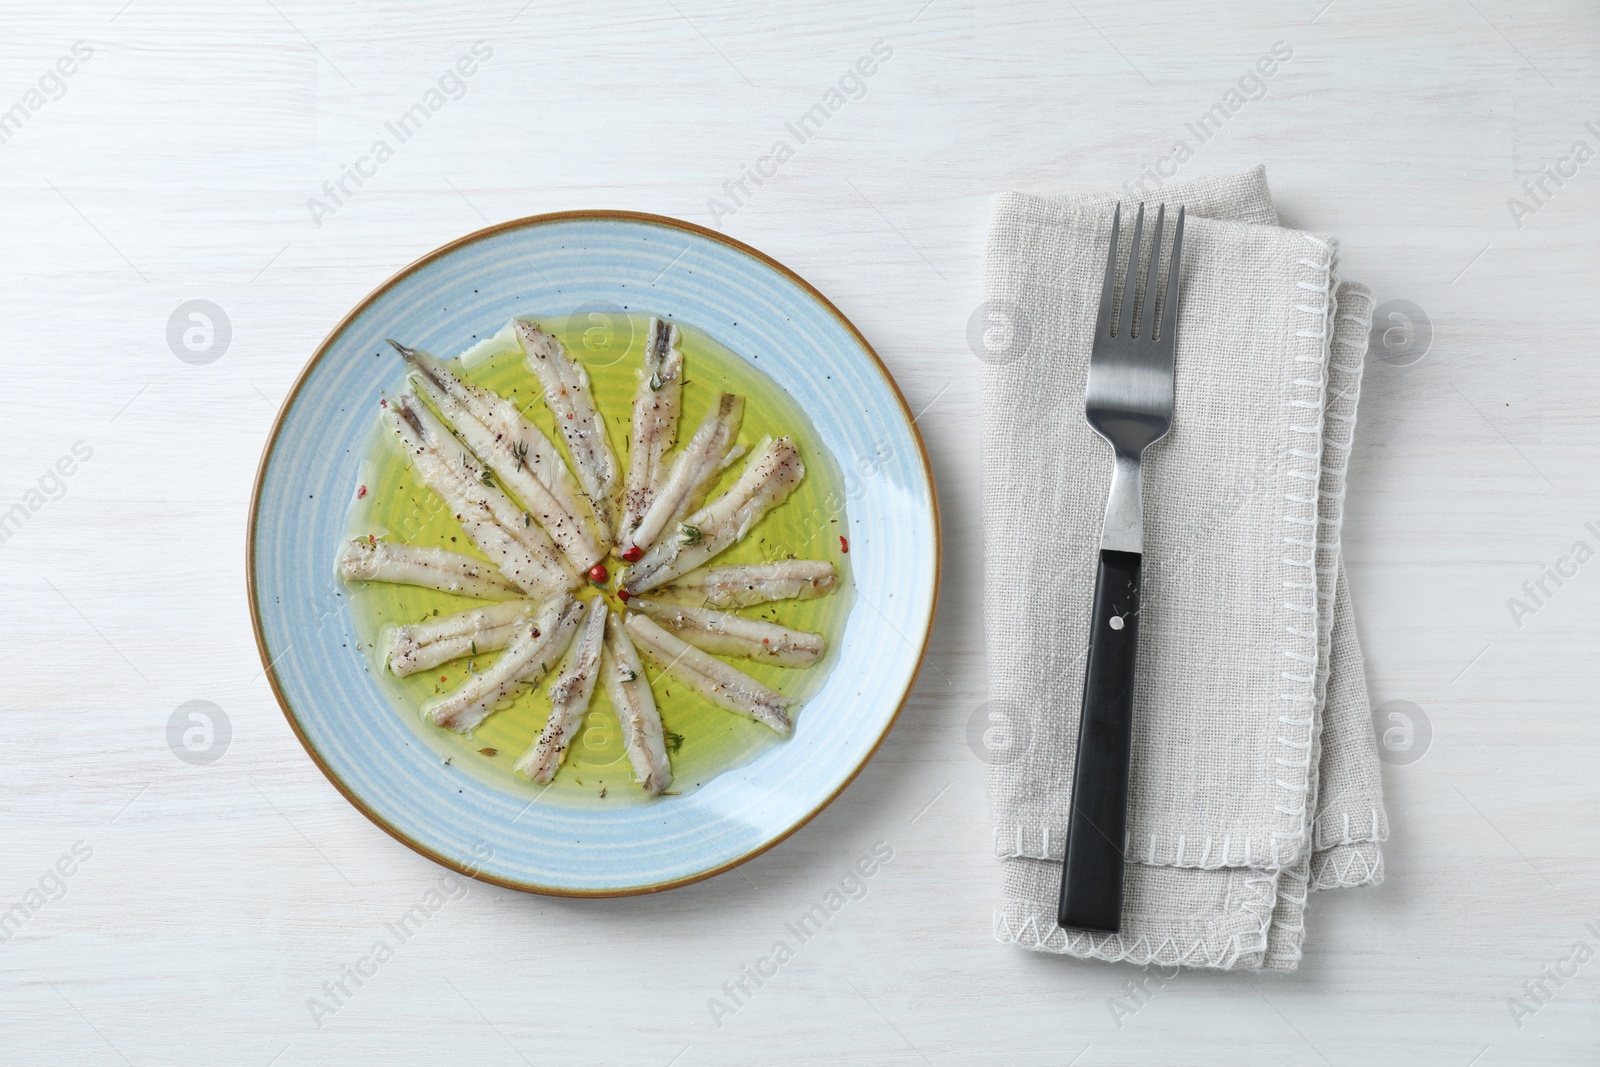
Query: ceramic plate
248 211 939 895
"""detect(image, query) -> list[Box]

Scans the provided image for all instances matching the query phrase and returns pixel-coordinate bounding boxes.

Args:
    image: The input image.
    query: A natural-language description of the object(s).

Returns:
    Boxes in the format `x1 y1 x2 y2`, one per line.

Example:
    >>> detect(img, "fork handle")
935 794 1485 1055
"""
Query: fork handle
1057 548 1141 934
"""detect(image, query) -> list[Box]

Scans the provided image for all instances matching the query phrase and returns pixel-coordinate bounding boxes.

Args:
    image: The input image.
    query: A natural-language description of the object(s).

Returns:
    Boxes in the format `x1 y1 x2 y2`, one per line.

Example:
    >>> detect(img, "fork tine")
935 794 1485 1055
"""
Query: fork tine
1158 205 1186 345
1116 203 1146 340
1139 204 1165 342
1095 203 1121 339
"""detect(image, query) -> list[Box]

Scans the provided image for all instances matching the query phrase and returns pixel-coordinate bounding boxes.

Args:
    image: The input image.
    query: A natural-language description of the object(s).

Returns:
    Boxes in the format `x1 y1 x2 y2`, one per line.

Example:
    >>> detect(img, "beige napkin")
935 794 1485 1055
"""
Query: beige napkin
982 167 1387 970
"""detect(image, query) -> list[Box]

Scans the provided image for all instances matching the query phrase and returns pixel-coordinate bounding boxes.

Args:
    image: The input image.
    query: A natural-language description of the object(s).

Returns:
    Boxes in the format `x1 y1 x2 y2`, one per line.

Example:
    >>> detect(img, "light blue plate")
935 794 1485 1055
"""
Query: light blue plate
249 212 940 895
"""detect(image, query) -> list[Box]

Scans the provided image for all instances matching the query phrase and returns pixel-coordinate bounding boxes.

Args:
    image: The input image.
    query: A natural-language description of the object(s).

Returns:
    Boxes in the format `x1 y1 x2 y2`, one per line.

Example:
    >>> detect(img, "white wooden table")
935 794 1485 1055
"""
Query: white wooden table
4 1 1598 1063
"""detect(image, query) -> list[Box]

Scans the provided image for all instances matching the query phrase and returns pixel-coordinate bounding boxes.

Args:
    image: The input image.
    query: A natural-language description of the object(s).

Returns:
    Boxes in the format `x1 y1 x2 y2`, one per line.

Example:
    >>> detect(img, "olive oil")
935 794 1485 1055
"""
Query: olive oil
343 314 853 807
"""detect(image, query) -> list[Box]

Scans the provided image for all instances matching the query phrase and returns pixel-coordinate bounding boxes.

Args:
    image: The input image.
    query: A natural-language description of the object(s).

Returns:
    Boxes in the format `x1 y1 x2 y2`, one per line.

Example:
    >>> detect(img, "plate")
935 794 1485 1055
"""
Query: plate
248 211 940 895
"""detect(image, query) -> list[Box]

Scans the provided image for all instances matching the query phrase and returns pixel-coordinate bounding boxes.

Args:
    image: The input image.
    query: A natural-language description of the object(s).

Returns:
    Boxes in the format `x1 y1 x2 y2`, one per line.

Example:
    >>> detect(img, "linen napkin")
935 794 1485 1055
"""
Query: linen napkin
981 166 1387 970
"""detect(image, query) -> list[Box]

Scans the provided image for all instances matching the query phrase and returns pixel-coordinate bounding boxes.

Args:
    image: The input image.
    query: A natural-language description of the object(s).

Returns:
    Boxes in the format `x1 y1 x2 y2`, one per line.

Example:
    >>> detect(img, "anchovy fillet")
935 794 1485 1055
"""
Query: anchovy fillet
621 392 744 558
624 614 793 735
337 538 521 600
630 598 825 667
618 318 685 552
624 436 804 593
386 599 540 677
391 341 606 569
516 321 621 544
602 613 672 795
385 393 578 599
426 596 584 732
652 560 838 609
515 597 608 783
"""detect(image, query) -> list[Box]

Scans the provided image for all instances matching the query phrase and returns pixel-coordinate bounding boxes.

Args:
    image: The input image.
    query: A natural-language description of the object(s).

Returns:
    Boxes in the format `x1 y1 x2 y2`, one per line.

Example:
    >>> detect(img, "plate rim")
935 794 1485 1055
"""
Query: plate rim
246 209 943 897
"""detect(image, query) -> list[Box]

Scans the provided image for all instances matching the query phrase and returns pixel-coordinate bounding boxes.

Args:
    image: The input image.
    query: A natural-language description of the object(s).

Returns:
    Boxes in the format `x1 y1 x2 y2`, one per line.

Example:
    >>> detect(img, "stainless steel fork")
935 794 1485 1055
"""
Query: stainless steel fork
1056 201 1184 934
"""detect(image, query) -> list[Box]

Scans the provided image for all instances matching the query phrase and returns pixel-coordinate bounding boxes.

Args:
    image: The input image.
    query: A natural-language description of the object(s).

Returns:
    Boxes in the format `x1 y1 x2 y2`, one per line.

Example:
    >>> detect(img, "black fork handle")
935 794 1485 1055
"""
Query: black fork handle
1057 548 1141 933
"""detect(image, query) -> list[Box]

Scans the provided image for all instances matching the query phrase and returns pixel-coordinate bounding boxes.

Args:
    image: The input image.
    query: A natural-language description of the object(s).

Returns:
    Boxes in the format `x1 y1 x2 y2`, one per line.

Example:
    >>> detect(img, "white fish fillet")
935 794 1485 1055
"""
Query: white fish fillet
426 596 584 732
386 599 540 678
516 321 620 544
653 560 838 609
515 597 608 783
624 614 793 735
618 319 684 551
391 393 575 580
337 538 520 600
621 392 744 558
392 341 606 569
602 613 671 795
624 436 805 594
385 394 578 599
630 599 825 667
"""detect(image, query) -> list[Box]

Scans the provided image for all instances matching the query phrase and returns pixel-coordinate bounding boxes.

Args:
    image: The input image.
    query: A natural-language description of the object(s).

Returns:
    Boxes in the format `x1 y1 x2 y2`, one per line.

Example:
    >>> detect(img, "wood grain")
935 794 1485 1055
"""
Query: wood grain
2 0 1598 1063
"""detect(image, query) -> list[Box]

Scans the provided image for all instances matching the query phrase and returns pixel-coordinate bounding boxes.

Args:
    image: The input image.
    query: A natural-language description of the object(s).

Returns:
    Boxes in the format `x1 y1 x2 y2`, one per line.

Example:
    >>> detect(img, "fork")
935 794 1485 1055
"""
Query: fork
1056 201 1184 934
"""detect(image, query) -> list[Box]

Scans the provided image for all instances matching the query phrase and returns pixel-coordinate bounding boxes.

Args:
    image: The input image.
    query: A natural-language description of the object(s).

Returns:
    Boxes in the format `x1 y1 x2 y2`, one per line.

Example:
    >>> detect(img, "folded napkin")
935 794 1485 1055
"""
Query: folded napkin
981 167 1388 971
